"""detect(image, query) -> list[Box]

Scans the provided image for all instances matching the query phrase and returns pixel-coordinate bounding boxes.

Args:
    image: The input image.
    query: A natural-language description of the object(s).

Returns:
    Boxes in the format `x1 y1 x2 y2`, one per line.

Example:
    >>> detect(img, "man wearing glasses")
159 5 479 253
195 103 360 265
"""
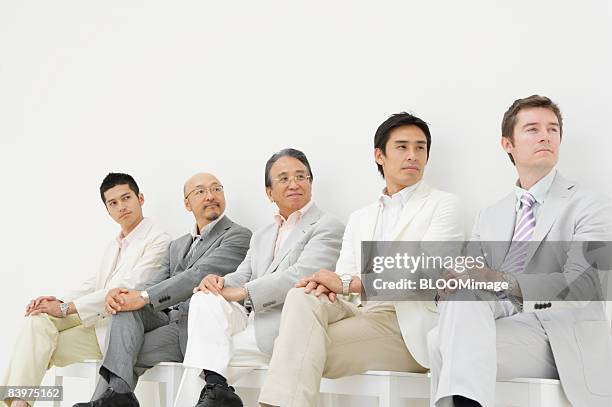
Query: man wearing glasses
176 148 345 407
73 172 252 407
258 113 465 407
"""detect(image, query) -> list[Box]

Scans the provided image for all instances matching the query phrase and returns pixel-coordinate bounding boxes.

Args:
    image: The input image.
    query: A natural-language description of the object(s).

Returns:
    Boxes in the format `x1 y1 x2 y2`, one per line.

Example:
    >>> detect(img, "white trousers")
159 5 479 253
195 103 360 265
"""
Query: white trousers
174 292 270 406
428 298 558 407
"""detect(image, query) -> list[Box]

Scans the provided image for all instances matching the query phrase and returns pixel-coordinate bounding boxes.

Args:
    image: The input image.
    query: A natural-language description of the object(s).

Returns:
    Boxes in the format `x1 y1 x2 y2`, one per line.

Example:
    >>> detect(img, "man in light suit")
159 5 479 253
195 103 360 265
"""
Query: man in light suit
178 148 345 407
258 113 465 407
73 172 252 407
428 95 612 407
1 173 171 407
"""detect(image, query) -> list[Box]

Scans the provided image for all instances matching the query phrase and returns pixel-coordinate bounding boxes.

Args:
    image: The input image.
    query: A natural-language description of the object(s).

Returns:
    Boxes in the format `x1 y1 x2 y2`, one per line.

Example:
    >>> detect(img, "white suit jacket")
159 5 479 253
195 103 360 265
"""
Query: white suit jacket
334 181 465 367
61 218 171 349
471 172 612 406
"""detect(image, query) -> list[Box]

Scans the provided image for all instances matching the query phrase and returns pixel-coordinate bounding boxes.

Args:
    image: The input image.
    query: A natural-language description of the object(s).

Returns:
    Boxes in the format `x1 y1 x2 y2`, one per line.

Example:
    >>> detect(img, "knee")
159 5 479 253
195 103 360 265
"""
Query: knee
285 287 316 308
23 314 55 333
190 291 224 310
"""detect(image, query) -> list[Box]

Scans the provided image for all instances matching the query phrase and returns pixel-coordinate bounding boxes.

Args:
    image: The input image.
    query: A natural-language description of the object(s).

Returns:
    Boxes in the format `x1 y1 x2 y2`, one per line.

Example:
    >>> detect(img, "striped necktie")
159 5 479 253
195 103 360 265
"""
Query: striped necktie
185 237 203 265
502 192 537 274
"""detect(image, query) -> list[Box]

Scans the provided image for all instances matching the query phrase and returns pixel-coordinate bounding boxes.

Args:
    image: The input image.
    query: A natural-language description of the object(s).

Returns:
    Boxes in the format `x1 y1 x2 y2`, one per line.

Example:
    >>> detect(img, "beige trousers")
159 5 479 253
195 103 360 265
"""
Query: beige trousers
1 314 102 406
259 288 425 407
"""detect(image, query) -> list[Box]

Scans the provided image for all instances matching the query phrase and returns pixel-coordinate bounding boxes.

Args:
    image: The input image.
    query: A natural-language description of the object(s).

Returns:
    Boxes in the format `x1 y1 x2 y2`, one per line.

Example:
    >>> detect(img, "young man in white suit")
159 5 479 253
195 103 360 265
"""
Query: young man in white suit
177 149 345 407
428 95 612 407
258 113 465 407
72 172 252 407
1 173 171 407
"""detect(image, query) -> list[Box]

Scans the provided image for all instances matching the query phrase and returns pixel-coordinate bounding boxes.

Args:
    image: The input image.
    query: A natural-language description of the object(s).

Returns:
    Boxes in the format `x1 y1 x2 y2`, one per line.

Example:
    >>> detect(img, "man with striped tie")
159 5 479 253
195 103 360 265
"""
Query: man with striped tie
428 95 612 407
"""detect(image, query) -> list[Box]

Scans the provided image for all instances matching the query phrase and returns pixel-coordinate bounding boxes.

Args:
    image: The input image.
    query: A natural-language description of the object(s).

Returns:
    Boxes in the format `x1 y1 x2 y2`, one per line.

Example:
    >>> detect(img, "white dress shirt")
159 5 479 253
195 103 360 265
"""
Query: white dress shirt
513 168 557 221
374 181 421 240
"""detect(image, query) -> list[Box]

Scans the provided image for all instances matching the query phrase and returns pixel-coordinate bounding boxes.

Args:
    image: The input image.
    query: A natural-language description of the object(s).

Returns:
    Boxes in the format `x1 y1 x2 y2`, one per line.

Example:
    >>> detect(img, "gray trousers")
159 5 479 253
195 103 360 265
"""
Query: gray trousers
428 297 559 407
94 305 186 398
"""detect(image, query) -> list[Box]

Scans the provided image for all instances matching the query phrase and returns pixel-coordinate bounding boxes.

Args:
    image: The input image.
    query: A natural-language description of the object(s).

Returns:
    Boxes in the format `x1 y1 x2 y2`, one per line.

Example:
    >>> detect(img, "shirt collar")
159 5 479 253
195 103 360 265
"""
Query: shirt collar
514 168 556 210
191 213 225 241
116 217 150 247
378 180 421 207
274 200 314 226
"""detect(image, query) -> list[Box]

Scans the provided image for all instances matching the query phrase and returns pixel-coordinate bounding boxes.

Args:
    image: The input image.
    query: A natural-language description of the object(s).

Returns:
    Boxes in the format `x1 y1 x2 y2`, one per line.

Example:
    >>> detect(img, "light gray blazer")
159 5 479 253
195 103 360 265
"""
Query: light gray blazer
224 203 344 354
472 172 612 407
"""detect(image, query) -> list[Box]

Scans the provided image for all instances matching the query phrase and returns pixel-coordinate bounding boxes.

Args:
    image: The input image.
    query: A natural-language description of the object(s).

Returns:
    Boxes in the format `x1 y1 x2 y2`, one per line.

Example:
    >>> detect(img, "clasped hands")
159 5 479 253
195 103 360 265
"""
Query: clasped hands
105 274 251 315
192 274 247 302
295 268 349 302
104 269 355 315
24 296 63 318
437 264 503 299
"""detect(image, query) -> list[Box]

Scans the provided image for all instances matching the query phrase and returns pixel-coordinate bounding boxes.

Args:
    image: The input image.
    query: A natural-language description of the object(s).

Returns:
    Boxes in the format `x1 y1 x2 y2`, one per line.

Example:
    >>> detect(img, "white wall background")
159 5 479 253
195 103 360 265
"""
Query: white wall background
1 1 610 405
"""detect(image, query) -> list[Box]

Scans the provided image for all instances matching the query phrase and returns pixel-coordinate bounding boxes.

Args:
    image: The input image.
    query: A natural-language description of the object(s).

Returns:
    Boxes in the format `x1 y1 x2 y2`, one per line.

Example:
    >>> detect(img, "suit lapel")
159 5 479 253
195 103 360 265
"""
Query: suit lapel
175 234 194 272
363 204 380 241
260 225 279 272
523 173 574 267
104 220 153 286
186 216 233 269
490 193 517 270
264 204 322 275
101 244 121 288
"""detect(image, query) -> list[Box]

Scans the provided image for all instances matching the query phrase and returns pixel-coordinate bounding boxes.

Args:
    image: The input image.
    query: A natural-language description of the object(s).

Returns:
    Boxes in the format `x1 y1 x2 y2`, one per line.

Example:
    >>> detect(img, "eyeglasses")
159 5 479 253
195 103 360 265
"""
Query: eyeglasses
185 185 224 199
273 174 311 185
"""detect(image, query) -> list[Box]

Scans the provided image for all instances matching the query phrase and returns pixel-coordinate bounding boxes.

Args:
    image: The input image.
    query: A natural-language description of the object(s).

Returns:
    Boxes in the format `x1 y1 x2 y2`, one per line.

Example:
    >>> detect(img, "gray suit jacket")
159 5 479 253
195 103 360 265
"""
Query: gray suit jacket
472 172 612 407
137 216 251 350
224 203 344 354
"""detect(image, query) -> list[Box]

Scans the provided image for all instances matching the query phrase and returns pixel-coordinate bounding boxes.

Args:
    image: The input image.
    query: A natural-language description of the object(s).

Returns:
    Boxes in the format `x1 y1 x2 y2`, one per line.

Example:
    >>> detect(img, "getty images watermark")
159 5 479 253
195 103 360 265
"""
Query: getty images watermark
358 241 612 302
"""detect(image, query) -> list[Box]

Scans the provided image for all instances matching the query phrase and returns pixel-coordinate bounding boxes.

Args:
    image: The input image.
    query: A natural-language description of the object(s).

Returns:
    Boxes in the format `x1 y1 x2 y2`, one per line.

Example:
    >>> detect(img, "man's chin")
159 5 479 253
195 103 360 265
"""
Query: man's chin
206 212 220 221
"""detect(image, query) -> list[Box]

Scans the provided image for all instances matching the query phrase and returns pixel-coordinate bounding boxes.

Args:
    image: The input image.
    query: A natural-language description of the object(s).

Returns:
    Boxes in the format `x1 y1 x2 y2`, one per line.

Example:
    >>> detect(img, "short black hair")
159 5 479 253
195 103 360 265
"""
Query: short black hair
264 148 314 188
99 173 140 204
374 112 432 178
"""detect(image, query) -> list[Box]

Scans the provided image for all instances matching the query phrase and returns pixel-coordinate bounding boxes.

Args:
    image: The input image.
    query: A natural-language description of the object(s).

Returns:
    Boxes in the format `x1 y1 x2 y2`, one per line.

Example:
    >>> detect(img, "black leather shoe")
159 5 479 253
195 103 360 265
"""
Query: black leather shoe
453 395 482 407
195 383 243 407
72 388 140 407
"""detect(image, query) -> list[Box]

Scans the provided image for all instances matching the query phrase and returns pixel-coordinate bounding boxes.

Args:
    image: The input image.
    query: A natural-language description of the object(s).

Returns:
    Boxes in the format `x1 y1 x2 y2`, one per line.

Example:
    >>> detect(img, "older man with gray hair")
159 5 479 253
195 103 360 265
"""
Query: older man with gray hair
178 148 345 407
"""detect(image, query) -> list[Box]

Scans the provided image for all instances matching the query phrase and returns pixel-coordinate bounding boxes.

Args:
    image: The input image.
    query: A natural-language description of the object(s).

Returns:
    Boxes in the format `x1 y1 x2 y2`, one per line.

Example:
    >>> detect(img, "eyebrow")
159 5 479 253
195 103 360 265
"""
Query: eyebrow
193 182 220 189
394 139 427 144
276 170 307 176
522 122 560 128
105 192 132 204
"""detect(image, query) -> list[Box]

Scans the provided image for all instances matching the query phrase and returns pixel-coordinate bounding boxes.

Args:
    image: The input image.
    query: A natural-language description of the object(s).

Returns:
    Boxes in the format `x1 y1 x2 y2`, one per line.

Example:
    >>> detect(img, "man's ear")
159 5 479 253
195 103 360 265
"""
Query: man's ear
501 136 514 154
266 187 274 203
138 193 145 206
184 197 192 212
374 148 385 166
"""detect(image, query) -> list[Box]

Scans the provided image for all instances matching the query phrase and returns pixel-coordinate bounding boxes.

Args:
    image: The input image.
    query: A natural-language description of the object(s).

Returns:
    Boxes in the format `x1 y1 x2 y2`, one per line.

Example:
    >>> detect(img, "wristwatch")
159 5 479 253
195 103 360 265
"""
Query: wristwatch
340 274 353 296
243 287 253 309
59 302 70 318
140 290 150 304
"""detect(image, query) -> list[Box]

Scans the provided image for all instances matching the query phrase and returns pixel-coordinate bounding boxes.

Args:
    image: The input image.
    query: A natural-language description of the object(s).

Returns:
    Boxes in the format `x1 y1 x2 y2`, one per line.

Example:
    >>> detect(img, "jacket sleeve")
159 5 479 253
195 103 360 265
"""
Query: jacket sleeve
245 216 345 312
147 225 252 311
74 230 171 326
